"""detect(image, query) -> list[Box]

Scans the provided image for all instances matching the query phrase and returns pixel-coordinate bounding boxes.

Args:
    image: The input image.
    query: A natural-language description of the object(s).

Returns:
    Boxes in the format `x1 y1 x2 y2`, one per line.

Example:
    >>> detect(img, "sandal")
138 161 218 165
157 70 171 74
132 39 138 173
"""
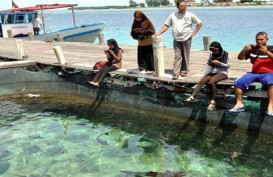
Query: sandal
92 82 100 87
88 81 100 87
207 102 215 111
172 74 180 80
87 81 93 85
180 71 188 77
184 96 194 102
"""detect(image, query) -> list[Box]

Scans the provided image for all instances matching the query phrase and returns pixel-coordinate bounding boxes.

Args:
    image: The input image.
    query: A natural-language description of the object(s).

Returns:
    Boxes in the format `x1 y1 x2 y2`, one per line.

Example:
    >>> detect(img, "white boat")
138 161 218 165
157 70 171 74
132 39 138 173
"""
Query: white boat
34 22 106 43
0 3 106 43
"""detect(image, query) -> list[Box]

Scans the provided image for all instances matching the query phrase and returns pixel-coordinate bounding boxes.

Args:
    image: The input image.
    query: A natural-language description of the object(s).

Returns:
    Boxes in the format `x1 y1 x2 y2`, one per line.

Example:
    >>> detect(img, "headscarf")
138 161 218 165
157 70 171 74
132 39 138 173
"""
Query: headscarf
209 41 228 63
131 11 155 40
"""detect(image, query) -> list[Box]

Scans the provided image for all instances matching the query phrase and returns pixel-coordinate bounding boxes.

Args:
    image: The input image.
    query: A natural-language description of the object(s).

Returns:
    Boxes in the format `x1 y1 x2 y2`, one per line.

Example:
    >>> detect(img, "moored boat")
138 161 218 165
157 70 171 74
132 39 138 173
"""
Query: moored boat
0 3 106 43
34 22 106 43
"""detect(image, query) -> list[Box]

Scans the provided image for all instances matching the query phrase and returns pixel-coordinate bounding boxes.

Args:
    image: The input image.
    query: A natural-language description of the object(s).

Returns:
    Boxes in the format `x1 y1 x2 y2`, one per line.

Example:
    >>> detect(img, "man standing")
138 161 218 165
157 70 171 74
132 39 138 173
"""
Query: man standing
229 31 273 116
156 0 202 80
33 13 42 35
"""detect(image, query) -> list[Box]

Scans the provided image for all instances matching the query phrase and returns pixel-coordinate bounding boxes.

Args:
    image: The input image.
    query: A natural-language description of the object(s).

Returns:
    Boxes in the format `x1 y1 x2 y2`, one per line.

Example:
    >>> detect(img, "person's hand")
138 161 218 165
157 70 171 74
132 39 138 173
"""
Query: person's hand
133 28 142 33
211 60 222 66
107 50 115 56
259 45 268 53
243 44 253 51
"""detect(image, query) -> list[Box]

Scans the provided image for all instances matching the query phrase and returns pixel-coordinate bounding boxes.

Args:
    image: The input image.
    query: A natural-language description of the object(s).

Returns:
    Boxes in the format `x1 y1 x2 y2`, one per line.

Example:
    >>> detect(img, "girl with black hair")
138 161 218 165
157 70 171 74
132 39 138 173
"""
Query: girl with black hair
88 39 123 87
184 41 231 111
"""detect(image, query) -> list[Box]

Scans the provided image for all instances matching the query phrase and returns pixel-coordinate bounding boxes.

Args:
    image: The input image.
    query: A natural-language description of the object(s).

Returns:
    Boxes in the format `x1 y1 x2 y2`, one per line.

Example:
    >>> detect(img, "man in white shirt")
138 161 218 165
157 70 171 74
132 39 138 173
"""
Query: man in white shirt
33 13 42 35
156 0 202 80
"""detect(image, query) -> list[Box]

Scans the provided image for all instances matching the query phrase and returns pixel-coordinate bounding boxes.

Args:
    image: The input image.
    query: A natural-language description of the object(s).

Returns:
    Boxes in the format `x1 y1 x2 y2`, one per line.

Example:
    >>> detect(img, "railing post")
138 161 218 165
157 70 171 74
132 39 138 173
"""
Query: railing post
53 46 66 65
28 32 34 40
7 30 13 38
203 36 211 51
152 35 165 77
57 34 63 42
15 39 25 60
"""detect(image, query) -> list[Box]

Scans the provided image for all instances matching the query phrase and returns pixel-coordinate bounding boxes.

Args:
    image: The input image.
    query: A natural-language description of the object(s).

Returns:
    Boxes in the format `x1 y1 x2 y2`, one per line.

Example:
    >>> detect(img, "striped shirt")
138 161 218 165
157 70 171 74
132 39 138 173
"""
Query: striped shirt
246 45 273 73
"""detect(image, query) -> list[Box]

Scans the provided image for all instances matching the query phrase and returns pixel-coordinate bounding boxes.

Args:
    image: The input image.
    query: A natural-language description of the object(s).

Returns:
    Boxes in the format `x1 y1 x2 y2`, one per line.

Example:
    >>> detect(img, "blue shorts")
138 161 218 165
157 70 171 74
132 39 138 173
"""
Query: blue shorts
234 72 273 90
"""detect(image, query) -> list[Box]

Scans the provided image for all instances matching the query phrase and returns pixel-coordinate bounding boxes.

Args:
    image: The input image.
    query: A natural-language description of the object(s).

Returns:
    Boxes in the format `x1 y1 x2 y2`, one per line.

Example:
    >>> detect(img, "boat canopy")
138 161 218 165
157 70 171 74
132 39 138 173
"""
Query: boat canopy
1 4 78 12
0 3 78 33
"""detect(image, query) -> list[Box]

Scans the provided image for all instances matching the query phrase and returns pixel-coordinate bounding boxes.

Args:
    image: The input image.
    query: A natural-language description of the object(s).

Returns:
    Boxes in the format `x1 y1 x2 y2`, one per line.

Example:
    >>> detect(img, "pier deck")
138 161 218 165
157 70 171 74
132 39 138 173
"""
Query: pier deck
0 38 263 97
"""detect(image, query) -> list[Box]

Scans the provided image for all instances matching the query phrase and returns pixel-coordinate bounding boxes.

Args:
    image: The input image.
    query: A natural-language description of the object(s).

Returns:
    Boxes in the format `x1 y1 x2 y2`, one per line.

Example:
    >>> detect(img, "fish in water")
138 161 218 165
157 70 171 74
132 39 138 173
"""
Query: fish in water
96 132 109 146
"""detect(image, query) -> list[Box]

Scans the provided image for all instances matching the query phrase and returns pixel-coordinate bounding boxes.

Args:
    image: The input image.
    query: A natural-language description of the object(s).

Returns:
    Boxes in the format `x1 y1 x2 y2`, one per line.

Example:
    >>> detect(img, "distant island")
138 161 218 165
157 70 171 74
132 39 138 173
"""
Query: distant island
72 2 273 10
72 6 129 10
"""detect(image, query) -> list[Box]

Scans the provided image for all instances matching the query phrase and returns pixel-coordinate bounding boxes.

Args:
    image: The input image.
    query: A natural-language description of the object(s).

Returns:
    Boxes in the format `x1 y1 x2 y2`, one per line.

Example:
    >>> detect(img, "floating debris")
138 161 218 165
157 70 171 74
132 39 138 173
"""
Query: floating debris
26 94 40 98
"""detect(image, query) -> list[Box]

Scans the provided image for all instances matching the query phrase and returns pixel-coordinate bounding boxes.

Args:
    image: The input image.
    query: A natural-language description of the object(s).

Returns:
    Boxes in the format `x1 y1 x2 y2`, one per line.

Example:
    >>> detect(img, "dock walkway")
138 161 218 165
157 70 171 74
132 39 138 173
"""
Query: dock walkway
0 38 262 97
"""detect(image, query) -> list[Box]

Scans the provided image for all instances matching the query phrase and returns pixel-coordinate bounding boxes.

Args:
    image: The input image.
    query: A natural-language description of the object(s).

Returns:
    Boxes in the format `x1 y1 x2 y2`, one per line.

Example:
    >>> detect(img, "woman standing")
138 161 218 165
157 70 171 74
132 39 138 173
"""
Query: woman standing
131 10 155 74
88 39 123 87
184 41 231 111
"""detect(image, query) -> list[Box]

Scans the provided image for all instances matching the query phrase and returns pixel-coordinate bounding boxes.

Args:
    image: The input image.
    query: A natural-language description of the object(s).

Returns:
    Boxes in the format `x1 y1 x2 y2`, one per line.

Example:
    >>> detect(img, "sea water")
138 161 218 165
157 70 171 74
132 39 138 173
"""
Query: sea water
0 66 272 176
43 6 273 51
1 90 273 176
1 7 273 175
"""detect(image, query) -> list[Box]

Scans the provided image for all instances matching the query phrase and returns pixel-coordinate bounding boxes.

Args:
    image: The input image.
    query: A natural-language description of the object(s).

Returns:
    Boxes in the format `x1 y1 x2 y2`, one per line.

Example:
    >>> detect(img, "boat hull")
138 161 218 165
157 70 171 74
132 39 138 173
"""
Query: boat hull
0 4 105 44
34 22 105 43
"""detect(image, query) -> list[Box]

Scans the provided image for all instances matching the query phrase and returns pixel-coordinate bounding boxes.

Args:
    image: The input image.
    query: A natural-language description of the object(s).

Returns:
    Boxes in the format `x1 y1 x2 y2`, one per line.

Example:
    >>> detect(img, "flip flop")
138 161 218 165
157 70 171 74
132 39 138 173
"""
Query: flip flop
183 96 194 103
266 111 273 117
172 74 180 80
207 103 215 111
229 107 245 113
87 81 100 87
180 71 187 77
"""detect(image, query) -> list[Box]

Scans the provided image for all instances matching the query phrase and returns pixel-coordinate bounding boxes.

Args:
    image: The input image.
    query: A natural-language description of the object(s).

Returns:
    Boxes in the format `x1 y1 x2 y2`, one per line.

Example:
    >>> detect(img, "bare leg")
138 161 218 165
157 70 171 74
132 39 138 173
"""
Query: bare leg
268 84 273 113
232 86 245 108
184 75 211 102
191 75 212 97
208 73 227 101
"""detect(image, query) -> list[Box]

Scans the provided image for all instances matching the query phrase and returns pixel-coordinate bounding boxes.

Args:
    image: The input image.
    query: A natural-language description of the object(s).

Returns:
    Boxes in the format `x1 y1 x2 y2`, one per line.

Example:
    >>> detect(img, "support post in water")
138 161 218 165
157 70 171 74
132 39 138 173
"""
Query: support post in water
98 33 105 44
203 36 211 51
53 46 66 65
15 39 25 60
152 35 165 77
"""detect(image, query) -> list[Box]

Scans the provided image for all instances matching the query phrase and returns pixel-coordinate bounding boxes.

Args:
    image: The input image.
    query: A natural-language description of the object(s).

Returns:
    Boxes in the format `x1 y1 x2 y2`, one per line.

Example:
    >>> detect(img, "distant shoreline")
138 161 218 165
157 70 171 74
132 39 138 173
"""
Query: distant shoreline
73 4 273 11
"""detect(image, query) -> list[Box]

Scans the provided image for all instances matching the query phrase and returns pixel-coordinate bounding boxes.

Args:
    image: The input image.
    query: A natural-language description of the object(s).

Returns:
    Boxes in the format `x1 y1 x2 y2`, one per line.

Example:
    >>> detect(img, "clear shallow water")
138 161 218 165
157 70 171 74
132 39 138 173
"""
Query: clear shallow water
1 91 273 176
43 6 273 51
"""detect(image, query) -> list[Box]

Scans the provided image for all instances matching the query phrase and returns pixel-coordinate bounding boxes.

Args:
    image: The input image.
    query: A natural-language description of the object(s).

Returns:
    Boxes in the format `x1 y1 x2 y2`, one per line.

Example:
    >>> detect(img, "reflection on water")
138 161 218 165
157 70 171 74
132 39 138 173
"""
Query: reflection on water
0 91 273 177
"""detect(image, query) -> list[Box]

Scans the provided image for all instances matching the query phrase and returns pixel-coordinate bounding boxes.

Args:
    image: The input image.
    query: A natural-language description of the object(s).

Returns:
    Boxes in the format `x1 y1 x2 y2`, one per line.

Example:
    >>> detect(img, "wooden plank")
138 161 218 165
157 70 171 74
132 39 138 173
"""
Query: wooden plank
0 60 36 69
0 38 267 98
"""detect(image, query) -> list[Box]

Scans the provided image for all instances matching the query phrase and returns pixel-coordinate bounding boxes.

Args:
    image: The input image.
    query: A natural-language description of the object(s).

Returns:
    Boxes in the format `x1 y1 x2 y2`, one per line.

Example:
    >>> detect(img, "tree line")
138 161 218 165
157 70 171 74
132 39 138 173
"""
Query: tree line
71 0 265 10
129 0 171 7
129 0 263 7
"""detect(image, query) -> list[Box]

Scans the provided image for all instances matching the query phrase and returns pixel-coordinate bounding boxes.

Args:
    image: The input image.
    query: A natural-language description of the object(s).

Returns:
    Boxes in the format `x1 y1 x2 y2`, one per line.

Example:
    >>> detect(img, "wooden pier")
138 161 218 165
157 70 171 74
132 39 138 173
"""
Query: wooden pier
0 38 264 98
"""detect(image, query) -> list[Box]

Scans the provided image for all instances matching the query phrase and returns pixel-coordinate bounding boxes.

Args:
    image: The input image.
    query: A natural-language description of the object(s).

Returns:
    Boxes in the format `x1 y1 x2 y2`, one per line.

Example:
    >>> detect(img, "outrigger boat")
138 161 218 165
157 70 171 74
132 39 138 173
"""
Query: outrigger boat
0 3 105 43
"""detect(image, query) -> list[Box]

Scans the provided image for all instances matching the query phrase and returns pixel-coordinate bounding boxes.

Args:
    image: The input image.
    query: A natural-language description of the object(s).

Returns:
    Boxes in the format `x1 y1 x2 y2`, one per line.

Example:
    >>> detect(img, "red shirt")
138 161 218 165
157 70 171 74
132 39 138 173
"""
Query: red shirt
246 45 273 73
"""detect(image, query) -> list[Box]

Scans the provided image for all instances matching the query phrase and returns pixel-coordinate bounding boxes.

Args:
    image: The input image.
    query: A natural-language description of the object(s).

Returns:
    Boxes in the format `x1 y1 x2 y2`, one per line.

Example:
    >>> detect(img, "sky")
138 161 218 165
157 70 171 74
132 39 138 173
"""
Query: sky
0 0 147 10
